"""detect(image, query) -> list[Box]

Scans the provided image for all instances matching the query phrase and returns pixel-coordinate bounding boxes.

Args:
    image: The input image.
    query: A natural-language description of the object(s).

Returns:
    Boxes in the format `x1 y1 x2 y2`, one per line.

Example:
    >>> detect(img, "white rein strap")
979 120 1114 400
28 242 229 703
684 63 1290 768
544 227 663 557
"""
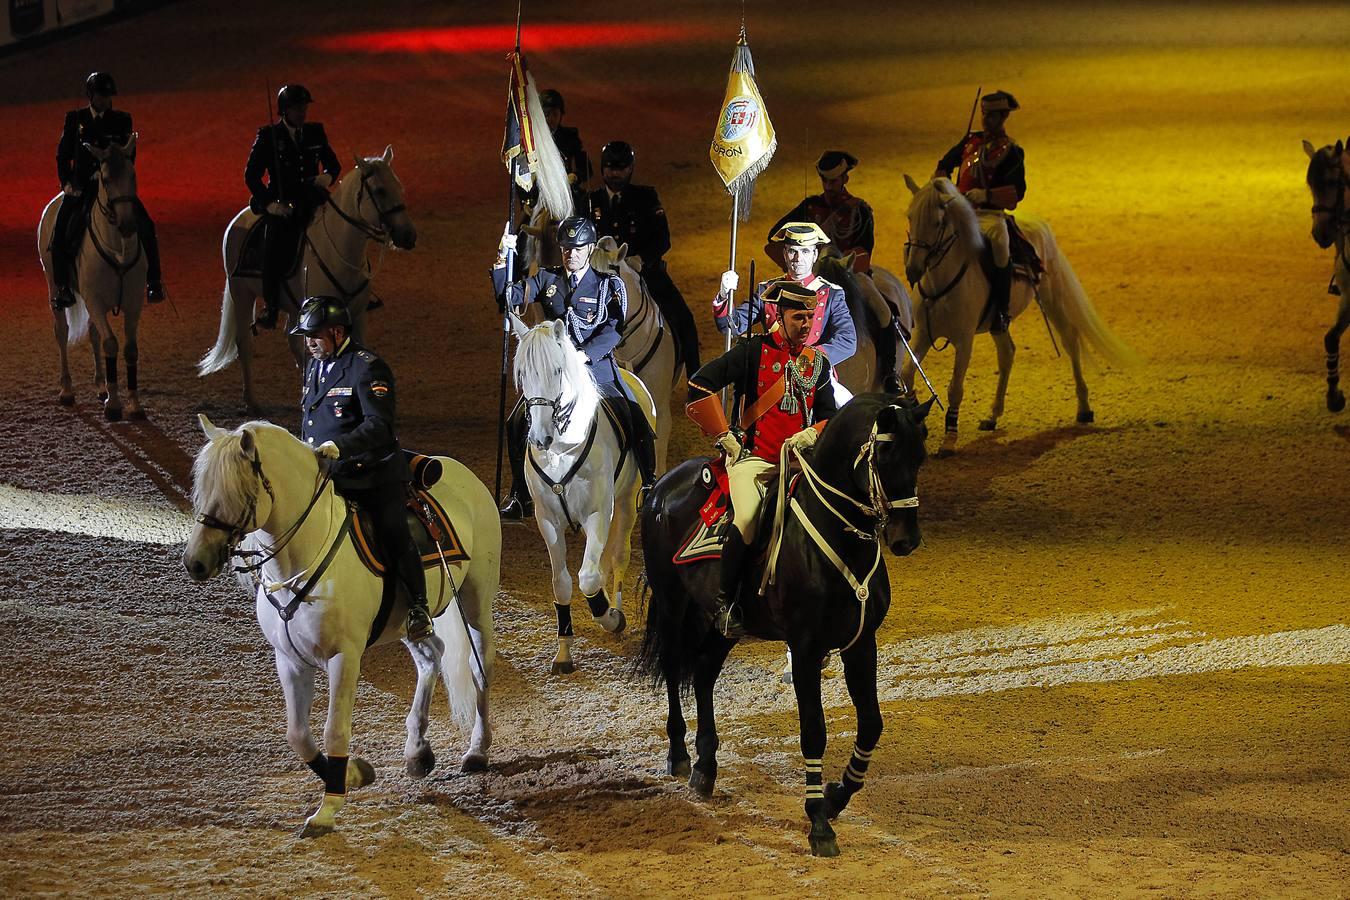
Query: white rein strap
761 425 919 653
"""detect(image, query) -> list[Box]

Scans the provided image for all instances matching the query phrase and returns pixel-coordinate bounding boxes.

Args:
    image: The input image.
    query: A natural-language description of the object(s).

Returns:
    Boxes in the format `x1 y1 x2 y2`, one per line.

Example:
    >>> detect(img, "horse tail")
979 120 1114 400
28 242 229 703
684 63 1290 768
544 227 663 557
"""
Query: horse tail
198 280 239 375
634 473 703 693
1039 224 1140 367
434 593 479 734
66 294 90 345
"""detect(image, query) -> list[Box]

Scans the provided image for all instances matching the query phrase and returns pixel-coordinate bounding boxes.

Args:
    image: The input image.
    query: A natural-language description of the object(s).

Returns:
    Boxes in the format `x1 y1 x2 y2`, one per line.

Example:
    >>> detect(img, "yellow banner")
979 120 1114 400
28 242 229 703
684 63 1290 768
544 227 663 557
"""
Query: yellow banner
710 67 776 191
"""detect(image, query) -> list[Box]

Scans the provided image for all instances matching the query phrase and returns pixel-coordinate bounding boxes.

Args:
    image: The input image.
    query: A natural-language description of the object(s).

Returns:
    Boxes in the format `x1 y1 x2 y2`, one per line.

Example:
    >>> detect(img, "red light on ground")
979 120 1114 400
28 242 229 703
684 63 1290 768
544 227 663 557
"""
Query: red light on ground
308 22 716 55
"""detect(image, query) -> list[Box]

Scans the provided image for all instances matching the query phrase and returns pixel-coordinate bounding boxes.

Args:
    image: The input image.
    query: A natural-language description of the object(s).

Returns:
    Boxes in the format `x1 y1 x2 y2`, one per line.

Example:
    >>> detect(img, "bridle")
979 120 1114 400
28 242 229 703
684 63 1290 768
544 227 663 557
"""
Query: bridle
524 391 577 437
905 198 969 305
304 164 408 306
323 164 407 243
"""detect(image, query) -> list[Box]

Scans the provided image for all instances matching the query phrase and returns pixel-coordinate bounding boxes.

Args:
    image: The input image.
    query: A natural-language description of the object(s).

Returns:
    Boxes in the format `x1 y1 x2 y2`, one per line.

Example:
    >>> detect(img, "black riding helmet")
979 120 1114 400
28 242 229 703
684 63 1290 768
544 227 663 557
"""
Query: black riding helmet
539 89 565 113
600 141 635 169
277 84 314 112
556 216 597 249
86 71 117 97
289 296 351 336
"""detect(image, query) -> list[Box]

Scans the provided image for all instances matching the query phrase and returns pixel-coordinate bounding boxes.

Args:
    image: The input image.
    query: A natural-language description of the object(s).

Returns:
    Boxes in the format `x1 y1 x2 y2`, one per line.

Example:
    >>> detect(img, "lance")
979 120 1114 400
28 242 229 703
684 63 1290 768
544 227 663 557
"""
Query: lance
964 84 983 137
896 328 943 410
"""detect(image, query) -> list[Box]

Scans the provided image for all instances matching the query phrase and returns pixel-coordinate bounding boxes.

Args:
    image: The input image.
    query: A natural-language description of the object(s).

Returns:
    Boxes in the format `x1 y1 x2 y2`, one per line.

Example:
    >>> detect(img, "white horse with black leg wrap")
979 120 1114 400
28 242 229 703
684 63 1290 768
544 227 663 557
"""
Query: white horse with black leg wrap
510 314 656 674
183 416 499 837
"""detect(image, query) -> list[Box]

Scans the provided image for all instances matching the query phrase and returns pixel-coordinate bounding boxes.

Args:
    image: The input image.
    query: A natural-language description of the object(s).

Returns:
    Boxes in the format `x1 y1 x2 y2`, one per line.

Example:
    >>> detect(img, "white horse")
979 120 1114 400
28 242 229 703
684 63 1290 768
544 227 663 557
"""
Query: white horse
198 147 416 414
1304 138 1350 412
37 135 148 420
510 316 656 674
901 176 1136 454
183 416 498 837
591 235 681 473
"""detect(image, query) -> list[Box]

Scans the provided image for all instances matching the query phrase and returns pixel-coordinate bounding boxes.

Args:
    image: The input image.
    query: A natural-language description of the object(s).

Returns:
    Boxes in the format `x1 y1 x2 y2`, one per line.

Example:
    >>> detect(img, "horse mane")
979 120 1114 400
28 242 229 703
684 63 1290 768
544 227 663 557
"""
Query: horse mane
514 322 595 396
191 420 286 517
927 177 982 248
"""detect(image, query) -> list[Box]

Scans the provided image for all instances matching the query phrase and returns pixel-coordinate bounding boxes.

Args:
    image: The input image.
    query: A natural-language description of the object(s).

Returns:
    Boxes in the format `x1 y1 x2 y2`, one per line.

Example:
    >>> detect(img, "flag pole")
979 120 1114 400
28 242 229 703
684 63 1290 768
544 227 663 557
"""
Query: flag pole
722 192 739 412
493 0 526 506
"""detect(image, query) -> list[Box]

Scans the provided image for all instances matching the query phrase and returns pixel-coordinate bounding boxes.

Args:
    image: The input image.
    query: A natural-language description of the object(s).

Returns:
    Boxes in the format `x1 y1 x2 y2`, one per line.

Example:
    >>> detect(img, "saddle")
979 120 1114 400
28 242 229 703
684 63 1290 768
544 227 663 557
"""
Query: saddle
982 216 1043 285
349 453 467 579
231 216 304 280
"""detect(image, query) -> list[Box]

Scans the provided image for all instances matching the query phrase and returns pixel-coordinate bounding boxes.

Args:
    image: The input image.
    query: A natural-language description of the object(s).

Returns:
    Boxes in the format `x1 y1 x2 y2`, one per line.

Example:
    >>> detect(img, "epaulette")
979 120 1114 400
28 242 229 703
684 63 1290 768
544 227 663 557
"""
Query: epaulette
356 350 377 362
812 275 843 293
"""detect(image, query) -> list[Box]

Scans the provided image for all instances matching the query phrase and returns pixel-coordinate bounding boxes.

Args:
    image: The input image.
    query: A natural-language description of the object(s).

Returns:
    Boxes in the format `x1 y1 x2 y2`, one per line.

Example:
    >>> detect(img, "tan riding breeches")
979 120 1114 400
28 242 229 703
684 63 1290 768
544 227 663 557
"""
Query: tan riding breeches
977 210 1011 268
727 455 778 542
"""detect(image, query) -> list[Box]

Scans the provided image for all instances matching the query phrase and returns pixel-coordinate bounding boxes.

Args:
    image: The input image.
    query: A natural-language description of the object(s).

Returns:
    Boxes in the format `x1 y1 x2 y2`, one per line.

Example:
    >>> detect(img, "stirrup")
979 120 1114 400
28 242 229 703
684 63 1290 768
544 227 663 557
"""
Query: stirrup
406 605 434 642
498 494 533 521
146 282 166 304
713 602 744 639
51 286 76 310
255 304 279 330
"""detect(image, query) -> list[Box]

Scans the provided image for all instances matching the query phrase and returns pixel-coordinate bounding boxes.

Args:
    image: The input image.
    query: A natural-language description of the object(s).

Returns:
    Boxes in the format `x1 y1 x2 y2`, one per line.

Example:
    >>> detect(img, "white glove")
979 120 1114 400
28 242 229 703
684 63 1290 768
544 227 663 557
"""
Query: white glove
718 270 739 296
786 428 819 452
311 172 333 189
966 188 988 205
62 182 81 198
715 431 742 459
266 202 293 217
499 223 518 253
315 441 341 460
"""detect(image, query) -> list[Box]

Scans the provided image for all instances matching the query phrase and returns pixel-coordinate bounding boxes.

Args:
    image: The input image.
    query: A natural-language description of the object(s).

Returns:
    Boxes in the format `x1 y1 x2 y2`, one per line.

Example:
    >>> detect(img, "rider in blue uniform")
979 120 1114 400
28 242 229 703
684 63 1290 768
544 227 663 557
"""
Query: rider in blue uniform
290 296 433 642
492 215 657 520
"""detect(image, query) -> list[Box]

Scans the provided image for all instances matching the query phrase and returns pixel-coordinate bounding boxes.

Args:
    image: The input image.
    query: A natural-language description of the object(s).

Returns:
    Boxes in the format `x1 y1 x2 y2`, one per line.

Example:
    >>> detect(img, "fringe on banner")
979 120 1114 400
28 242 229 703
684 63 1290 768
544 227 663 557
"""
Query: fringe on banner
523 69 574 220
727 137 776 221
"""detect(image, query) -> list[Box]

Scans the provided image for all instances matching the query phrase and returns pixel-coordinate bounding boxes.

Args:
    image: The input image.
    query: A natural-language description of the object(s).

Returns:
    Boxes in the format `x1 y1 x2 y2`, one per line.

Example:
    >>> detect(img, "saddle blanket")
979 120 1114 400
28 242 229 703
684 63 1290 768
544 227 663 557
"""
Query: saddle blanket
352 488 468 578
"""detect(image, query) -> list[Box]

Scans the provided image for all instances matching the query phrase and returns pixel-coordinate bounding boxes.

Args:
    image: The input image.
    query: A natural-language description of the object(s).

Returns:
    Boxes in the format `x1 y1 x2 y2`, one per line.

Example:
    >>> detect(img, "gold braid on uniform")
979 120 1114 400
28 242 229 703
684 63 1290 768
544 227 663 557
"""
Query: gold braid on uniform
780 353 817 419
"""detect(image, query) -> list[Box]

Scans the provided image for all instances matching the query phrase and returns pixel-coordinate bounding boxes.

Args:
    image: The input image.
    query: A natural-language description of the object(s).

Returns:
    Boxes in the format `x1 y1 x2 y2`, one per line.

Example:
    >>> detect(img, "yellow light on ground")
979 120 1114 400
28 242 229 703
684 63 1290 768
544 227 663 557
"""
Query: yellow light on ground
0 483 191 545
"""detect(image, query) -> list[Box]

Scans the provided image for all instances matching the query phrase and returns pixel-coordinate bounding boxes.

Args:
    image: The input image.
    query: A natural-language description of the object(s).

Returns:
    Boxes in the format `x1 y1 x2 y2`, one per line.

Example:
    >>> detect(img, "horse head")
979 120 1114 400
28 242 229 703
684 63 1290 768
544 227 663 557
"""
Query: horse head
350 146 417 250
85 134 139 237
902 175 975 287
1305 139 1346 250
512 318 595 451
816 395 933 556
590 235 631 276
184 415 277 581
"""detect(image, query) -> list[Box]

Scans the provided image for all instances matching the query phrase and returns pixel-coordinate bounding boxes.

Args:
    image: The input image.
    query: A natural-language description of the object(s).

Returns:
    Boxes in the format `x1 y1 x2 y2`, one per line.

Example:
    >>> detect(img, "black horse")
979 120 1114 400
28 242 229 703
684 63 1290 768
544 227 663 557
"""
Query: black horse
637 394 932 857
1304 137 1350 412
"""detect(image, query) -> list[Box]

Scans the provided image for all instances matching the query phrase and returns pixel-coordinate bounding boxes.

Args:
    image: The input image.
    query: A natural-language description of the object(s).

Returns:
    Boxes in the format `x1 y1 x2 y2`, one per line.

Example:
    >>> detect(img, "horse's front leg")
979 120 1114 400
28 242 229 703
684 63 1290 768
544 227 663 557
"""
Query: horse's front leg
688 634 734 798
580 507 624 635
300 648 372 838
938 340 974 456
539 515 577 674
825 631 880 822
52 305 74 406
402 632 445 780
1325 286 1350 413
234 280 262 415
123 305 145 420
790 642 838 857
980 330 1017 431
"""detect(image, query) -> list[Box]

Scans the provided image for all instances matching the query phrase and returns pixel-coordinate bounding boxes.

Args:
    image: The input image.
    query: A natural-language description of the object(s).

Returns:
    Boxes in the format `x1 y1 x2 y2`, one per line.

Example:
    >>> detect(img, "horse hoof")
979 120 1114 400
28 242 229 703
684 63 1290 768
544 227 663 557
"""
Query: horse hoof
460 751 488 774
550 659 576 675
809 833 841 858
58 393 75 407
781 668 794 685
1329 391 1346 413
104 406 122 422
666 757 691 779
688 768 715 798
97 390 108 403
350 756 377 790
935 446 957 458
978 418 997 431
297 820 333 839
609 609 627 635
1077 410 1096 424
405 745 436 780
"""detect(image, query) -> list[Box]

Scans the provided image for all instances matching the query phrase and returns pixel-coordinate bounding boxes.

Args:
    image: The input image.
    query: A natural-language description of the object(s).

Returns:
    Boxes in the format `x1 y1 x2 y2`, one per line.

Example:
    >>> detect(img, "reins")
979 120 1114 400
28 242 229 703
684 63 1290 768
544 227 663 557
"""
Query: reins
761 422 919 653
304 167 403 305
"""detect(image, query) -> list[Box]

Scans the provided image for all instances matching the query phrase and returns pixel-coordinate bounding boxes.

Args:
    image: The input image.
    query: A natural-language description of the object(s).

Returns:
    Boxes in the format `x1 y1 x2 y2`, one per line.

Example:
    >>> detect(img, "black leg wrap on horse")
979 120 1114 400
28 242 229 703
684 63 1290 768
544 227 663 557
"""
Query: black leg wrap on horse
555 603 574 637
306 752 329 783
324 754 348 796
585 589 609 619
944 408 959 434
105 356 118 386
126 361 138 392
804 757 825 803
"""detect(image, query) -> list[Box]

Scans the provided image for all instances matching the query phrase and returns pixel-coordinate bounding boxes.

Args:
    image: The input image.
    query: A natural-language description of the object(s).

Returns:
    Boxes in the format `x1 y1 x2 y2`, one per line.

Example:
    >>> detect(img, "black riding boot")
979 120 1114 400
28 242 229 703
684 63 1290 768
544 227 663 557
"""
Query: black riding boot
499 400 533 520
627 398 657 493
50 196 79 308
989 263 1012 335
878 317 902 394
714 525 749 639
258 216 300 329
134 199 166 302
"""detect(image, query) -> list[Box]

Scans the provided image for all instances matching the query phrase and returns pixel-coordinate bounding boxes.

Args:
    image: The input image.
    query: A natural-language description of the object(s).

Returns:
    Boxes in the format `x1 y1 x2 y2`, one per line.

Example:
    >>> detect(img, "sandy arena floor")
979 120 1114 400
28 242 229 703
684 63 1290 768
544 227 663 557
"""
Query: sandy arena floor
0 1 1347 896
